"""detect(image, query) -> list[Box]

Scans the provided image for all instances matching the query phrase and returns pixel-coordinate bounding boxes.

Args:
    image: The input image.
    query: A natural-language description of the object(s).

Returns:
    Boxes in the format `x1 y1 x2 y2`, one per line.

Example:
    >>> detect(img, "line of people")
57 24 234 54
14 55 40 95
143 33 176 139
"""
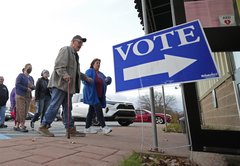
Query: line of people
0 34 112 137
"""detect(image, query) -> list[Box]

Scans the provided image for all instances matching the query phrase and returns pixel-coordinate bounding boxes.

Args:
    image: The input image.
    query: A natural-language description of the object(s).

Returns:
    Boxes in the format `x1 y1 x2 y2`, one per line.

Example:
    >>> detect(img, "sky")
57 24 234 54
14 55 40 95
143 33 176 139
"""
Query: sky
0 0 183 111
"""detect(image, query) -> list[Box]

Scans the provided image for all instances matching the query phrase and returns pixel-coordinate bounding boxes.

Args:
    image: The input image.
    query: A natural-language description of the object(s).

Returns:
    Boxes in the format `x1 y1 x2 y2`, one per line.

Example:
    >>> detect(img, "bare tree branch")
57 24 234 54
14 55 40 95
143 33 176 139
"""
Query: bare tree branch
137 91 176 114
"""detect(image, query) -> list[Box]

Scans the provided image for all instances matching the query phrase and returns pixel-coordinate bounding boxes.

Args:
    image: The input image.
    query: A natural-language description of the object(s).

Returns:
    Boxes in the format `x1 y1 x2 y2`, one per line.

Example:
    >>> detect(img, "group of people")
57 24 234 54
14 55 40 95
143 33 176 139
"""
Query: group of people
0 64 35 131
0 34 112 137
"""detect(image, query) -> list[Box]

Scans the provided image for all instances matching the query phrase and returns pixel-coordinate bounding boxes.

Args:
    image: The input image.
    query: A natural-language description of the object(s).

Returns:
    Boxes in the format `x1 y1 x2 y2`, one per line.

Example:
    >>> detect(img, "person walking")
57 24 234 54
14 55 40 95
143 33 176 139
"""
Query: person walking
10 87 17 125
30 69 51 129
83 58 112 134
14 63 35 132
38 35 92 137
0 76 9 128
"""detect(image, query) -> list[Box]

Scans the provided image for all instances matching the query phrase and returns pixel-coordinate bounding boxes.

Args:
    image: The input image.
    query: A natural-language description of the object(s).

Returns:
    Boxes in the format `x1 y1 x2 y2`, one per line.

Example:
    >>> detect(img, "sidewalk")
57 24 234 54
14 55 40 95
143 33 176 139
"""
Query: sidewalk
0 125 190 166
0 137 130 166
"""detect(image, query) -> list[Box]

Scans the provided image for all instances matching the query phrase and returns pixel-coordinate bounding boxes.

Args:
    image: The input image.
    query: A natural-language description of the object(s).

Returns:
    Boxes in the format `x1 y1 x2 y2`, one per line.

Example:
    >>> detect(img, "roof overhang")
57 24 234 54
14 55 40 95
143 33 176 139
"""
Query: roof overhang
134 0 173 32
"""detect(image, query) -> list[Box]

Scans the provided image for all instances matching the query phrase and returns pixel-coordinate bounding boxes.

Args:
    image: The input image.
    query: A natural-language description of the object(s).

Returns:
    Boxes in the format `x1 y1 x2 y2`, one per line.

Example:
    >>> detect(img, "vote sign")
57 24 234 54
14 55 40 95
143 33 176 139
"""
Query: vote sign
113 20 219 92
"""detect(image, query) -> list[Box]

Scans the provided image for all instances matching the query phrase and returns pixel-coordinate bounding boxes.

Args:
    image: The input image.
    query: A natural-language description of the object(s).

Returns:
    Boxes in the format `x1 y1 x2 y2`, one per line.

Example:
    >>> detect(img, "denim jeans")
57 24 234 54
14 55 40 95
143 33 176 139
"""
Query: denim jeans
85 104 106 128
0 105 6 125
32 96 51 123
42 88 74 128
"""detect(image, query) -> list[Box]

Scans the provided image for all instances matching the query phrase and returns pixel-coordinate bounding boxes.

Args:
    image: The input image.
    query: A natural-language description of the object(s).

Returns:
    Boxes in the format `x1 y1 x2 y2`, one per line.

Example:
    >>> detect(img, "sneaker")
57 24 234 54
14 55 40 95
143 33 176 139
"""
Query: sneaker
98 127 103 132
84 127 98 134
30 121 34 129
0 124 8 128
102 126 112 135
19 127 28 132
13 126 20 131
38 125 54 137
66 126 86 137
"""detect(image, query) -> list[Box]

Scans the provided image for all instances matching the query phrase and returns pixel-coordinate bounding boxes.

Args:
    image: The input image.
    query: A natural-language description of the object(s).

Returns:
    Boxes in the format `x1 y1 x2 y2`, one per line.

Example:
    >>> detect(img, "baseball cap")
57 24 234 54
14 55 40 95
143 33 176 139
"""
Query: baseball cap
72 35 87 42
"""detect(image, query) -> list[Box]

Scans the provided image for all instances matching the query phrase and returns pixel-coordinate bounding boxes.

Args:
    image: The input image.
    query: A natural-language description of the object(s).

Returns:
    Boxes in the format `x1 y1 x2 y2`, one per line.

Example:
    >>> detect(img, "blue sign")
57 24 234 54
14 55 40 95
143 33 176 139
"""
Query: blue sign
113 20 219 92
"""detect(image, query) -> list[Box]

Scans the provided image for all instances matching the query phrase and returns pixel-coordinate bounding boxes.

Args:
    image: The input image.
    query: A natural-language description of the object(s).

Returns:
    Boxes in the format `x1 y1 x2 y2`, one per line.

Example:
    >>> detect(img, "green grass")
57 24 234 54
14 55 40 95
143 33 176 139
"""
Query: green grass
163 122 183 133
119 152 142 166
120 152 192 166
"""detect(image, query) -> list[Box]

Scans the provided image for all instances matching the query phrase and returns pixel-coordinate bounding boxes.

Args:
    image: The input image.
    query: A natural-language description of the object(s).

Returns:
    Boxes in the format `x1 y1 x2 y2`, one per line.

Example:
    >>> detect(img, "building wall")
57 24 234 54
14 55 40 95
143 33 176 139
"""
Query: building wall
199 76 240 130
197 52 240 131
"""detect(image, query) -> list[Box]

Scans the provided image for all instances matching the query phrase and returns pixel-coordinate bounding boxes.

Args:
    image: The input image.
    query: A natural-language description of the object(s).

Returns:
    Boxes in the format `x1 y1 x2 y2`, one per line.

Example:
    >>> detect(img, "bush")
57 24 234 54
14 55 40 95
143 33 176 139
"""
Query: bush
163 123 183 133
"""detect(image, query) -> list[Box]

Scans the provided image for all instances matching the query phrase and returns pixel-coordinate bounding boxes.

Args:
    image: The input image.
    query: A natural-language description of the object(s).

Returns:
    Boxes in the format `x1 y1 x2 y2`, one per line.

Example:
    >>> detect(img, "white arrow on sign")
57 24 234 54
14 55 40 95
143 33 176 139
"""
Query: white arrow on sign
123 54 197 81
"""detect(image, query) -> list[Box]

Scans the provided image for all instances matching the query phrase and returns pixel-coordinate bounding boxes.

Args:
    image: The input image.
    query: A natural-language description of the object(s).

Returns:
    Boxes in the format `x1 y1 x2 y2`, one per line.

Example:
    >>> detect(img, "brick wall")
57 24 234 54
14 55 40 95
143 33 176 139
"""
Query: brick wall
200 77 240 131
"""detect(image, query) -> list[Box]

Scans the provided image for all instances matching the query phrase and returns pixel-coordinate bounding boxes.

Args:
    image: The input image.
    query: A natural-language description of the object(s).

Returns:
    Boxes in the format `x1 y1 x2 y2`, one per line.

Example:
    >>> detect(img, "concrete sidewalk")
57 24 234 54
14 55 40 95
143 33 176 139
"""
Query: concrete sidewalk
0 125 190 166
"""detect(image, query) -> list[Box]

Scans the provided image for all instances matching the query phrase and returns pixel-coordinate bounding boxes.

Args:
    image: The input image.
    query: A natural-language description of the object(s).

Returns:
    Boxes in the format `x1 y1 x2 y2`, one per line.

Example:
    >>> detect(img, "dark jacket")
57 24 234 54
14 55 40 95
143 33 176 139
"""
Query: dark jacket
0 84 9 106
35 77 51 100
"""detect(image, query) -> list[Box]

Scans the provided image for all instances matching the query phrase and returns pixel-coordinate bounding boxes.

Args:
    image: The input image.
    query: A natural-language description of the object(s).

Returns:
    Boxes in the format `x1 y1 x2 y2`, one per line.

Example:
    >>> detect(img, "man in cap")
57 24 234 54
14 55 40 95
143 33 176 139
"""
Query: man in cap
38 35 92 137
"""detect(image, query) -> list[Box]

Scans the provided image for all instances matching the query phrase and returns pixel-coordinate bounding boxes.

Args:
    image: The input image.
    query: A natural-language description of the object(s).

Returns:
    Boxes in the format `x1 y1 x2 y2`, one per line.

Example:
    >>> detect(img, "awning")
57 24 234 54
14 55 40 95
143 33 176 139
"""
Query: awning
134 0 173 32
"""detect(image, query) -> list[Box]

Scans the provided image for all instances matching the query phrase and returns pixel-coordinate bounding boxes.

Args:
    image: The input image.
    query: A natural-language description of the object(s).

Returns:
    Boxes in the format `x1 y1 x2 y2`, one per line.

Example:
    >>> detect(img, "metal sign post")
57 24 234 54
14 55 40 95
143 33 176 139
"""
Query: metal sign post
141 0 158 152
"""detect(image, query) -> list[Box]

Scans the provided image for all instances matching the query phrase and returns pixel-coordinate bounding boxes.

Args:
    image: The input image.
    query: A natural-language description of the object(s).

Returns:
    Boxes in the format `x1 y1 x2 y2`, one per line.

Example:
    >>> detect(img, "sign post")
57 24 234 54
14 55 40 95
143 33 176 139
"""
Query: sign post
141 0 158 152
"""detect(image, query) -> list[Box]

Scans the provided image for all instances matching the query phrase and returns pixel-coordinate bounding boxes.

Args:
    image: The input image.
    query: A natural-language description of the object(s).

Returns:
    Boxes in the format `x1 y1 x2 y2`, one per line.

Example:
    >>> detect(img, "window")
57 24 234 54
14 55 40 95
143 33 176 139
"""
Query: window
232 52 240 70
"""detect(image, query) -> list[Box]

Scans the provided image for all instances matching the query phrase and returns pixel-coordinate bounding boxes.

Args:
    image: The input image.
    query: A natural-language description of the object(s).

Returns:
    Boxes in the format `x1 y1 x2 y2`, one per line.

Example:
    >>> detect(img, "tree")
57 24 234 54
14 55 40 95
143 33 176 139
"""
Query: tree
137 91 176 114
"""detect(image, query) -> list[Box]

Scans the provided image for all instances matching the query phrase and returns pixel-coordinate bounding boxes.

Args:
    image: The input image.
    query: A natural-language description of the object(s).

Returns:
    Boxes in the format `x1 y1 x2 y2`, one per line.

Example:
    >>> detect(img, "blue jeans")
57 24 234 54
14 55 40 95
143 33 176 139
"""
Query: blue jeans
42 88 74 128
0 105 6 125
32 96 51 123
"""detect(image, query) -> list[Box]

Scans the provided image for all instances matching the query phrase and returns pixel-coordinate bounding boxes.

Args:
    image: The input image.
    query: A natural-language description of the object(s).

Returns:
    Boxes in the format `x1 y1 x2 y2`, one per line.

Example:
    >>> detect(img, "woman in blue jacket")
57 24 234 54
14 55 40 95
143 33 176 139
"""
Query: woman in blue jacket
14 63 35 132
83 58 112 134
